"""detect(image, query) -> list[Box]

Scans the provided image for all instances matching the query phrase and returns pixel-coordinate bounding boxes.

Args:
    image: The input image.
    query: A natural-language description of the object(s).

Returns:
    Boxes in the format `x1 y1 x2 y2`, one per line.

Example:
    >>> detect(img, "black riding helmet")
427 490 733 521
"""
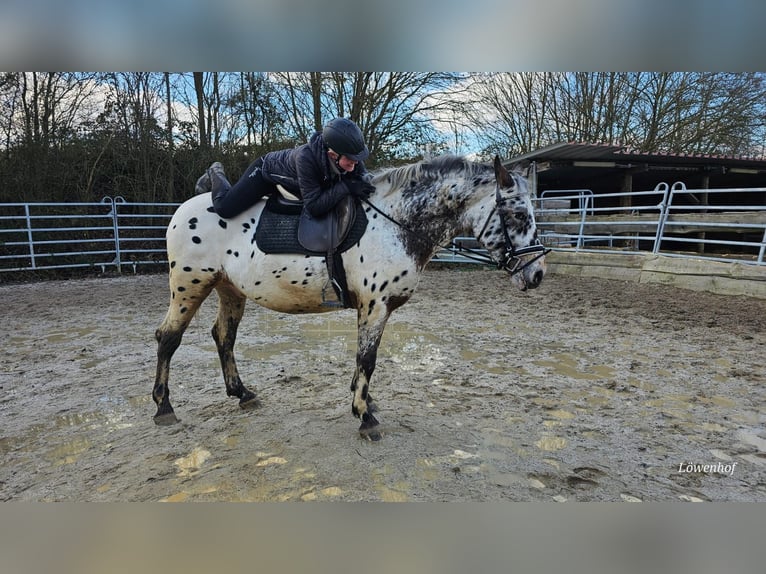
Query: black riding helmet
322 117 369 162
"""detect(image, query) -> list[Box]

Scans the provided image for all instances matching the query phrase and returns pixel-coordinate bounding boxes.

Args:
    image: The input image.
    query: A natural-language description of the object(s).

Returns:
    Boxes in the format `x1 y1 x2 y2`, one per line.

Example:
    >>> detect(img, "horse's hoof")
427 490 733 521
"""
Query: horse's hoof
238 388 260 409
154 411 179 426
360 428 382 441
359 413 381 441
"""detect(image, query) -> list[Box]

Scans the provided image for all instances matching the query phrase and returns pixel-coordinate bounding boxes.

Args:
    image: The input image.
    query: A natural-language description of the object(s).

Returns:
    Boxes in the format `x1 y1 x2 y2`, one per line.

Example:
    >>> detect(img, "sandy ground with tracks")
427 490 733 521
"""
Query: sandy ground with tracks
1 266 765 501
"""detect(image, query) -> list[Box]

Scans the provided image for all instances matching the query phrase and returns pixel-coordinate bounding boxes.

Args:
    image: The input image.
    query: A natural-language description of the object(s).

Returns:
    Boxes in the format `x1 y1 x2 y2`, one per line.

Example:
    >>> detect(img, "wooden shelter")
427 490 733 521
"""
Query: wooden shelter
510 142 766 198
507 143 766 294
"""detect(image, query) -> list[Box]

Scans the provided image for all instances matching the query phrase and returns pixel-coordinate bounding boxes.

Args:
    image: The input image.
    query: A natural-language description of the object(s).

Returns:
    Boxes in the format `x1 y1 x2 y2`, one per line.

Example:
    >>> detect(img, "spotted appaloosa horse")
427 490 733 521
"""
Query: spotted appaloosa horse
152 155 547 440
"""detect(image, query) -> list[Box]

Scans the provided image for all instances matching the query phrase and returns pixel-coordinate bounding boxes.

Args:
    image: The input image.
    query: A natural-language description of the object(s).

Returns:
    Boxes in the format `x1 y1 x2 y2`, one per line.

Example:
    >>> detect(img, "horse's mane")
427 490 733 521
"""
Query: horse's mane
370 155 493 195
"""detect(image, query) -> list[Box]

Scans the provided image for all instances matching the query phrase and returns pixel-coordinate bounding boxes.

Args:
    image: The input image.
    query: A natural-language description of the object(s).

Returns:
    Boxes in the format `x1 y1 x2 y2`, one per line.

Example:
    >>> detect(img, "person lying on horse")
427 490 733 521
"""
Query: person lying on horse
195 117 375 219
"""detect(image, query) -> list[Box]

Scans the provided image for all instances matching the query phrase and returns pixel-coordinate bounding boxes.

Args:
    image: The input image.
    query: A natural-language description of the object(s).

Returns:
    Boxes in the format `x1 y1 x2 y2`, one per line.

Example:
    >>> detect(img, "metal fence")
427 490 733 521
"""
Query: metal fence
532 183 766 266
1 183 764 275
0 196 178 274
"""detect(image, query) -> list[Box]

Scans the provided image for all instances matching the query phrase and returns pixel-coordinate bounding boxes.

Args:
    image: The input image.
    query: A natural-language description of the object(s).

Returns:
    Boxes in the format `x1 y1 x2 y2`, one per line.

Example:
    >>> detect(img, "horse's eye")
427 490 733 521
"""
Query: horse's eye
513 212 527 222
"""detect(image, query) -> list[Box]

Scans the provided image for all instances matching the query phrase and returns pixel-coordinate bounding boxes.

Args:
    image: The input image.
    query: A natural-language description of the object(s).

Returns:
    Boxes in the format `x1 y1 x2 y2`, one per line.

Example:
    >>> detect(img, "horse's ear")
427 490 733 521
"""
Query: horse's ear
493 155 513 187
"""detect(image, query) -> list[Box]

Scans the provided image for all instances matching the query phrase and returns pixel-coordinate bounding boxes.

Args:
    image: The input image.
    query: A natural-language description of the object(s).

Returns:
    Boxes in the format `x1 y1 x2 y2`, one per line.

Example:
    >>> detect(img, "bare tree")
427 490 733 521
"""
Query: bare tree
268 72 468 164
0 72 104 200
469 72 766 158
633 72 766 155
228 72 282 150
551 72 635 144
465 72 555 157
0 73 22 156
163 72 175 201
193 72 208 149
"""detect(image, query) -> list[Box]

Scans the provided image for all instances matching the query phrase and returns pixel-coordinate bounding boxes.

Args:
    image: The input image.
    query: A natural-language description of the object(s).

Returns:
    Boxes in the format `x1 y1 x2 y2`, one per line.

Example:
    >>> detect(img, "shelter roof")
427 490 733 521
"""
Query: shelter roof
509 142 766 192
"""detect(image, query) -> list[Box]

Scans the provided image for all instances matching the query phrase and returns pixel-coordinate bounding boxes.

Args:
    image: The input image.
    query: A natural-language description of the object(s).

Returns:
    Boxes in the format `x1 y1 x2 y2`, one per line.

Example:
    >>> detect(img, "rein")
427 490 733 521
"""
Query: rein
360 184 550 277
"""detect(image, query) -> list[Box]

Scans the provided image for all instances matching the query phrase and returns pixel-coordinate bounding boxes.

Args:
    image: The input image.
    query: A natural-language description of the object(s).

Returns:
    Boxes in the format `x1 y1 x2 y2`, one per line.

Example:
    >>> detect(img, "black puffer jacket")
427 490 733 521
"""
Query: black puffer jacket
261 132 368 217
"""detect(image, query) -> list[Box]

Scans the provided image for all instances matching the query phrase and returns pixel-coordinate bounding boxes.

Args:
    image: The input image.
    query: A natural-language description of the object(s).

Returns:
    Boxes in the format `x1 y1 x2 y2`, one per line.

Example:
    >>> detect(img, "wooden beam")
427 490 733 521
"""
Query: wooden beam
546 251 766 298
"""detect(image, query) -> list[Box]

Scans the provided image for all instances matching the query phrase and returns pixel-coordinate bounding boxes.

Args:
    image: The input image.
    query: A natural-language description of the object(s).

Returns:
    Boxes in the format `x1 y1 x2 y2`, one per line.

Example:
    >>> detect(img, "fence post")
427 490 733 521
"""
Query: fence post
24 203 37 269
113 196 126 273
652 182 672 254
101 196 126 273
575 191 593 251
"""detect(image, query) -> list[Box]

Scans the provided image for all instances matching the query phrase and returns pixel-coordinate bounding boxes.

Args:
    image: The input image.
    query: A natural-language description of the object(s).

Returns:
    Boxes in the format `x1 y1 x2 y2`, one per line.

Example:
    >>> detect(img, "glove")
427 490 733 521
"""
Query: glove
346 178 375 198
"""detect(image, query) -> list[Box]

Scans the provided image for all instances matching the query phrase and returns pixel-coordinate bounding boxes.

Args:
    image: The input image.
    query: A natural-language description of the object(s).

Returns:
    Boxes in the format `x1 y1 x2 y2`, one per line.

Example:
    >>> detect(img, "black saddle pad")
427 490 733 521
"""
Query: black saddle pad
255 195 368 255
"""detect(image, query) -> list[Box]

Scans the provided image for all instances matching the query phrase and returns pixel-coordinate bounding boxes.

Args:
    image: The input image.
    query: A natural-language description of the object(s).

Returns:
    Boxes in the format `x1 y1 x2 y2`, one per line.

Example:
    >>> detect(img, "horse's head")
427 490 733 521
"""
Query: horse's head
476 156 548 291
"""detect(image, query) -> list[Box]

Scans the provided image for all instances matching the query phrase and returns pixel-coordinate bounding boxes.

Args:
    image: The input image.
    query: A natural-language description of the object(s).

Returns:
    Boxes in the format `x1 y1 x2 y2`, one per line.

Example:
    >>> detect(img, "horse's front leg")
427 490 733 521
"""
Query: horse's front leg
352 308 390 441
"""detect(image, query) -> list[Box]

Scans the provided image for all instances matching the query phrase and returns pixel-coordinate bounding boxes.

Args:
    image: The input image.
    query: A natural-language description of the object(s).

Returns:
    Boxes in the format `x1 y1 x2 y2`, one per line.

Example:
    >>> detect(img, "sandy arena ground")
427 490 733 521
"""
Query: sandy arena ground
1 266 764 501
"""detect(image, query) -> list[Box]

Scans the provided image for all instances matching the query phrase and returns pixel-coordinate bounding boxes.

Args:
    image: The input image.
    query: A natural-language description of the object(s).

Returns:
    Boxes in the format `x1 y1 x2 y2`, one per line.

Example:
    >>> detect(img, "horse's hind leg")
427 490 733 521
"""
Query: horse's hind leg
212 282 259 408
153 274 214 425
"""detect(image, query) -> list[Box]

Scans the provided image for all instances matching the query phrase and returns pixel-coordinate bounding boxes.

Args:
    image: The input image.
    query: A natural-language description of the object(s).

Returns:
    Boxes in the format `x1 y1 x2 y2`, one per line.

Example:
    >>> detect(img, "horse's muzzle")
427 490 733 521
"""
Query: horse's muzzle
523 266 546 290
504 246 549 291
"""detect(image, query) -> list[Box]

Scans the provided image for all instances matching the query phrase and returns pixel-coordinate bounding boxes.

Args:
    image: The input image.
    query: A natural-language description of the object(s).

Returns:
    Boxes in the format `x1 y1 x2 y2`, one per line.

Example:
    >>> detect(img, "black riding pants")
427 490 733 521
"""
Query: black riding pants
212 157 277 219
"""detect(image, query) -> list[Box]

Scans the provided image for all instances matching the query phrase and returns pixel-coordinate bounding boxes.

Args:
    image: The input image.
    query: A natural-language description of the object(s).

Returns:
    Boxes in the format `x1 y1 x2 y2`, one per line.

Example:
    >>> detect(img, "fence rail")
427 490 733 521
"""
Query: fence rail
0 196 178 274
1 183 764 275
531 182 765 266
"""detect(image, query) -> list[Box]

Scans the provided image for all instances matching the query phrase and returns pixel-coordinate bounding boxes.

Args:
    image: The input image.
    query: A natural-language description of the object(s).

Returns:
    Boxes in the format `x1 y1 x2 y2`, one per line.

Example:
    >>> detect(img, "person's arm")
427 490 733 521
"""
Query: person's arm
303 180 352 216
296 150 350 217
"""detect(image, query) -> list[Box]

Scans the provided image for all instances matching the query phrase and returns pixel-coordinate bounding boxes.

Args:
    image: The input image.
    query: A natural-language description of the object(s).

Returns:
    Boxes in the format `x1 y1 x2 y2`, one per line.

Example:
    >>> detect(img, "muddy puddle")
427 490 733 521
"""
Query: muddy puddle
1 267 765 501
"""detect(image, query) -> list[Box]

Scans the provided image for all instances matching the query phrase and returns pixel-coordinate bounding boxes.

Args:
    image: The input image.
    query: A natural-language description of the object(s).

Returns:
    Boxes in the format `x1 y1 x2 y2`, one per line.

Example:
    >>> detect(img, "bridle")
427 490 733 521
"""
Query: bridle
361 181 550 277
470 184 551 275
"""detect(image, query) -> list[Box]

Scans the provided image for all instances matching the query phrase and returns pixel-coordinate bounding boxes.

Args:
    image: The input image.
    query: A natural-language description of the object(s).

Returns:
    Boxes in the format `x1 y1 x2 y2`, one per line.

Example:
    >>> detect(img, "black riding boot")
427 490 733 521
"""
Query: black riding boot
207 163 244 218
208 163 231 202
195 161 228 195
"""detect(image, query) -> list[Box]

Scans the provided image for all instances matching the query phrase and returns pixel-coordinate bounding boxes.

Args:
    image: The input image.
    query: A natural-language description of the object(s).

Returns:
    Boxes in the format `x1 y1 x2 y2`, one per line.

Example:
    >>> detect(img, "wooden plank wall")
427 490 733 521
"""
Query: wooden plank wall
546 251 766 299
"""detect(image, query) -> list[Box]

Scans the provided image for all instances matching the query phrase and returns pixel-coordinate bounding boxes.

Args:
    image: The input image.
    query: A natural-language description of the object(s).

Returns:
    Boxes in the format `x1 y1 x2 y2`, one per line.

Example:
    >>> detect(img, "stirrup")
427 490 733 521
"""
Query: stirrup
321 278 344 308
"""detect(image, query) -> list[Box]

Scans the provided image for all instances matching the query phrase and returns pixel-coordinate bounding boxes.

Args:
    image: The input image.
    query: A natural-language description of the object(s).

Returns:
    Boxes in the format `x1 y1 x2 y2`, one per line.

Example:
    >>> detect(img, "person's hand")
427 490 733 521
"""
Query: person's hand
346 178 375 198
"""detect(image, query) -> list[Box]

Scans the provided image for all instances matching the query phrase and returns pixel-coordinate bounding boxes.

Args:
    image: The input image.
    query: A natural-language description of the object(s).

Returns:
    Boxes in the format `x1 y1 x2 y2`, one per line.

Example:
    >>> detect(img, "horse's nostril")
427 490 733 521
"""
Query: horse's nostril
533 269 544 285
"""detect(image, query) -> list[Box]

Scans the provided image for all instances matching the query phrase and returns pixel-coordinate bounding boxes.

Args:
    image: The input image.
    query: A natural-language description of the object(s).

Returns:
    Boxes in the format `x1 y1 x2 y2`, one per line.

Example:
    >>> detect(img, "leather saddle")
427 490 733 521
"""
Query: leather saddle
258 186 362 307
254 187 367 257
296 191 356 254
